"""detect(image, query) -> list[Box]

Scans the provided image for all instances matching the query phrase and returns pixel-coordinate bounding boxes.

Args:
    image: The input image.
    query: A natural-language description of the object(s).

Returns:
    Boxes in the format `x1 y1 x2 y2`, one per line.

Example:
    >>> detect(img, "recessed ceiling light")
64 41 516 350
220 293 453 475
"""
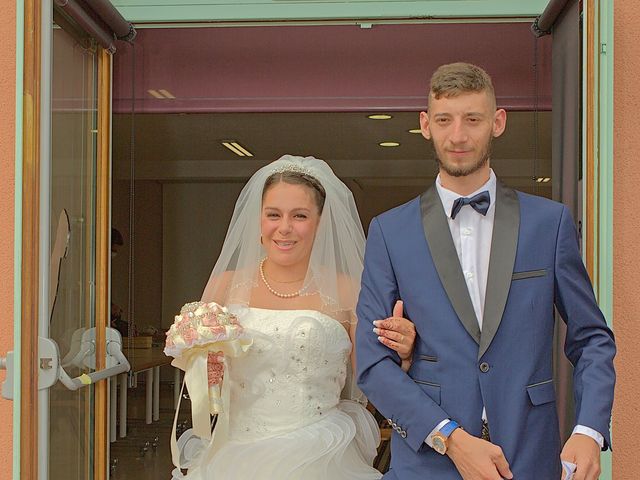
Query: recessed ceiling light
379 142 400 147
408 129 422 134
222 141 254 157
230 142 253 157
158 89 176 99
148 89 164 99
148 89 175 99
368 114 393 120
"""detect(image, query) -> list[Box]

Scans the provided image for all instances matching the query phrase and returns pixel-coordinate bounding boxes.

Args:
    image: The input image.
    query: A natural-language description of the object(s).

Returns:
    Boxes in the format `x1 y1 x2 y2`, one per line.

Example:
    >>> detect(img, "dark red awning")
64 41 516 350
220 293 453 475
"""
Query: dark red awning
113 22 551 114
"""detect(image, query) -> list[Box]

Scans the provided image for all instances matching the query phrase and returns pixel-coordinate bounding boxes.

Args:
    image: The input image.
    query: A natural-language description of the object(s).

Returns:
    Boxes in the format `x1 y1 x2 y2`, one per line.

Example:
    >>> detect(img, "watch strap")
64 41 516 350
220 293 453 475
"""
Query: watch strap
439 420 459 438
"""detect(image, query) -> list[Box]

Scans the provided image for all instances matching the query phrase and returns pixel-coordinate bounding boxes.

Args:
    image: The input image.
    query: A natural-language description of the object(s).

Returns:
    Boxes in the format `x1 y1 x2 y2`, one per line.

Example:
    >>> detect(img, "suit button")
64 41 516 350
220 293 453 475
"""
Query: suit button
479 362 490 373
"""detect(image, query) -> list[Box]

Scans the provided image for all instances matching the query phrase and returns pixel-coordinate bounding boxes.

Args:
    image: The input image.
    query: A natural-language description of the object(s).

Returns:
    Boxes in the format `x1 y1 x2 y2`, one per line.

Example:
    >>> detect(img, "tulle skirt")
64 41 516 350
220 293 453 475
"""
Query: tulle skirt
182 401 382 480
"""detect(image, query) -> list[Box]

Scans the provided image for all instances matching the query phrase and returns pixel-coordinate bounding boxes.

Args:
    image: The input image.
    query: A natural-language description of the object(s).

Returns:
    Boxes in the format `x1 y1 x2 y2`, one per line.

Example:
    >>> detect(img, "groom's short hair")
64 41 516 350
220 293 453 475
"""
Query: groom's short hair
428 62 496 108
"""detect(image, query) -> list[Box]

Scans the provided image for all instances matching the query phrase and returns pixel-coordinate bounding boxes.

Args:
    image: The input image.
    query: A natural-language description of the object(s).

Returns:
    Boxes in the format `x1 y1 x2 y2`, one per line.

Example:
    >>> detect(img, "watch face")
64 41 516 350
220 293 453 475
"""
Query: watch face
433 435 446 455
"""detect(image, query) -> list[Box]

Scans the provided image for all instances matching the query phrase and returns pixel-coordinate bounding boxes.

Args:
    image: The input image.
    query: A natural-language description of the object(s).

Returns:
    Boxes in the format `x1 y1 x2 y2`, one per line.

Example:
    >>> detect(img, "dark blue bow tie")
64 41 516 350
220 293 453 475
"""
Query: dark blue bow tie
450 190 491 220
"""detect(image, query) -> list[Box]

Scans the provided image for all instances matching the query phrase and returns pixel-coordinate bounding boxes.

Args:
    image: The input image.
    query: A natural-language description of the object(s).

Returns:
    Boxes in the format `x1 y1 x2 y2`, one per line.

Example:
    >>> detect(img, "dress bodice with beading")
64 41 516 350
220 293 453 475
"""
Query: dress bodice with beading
227 308 351 441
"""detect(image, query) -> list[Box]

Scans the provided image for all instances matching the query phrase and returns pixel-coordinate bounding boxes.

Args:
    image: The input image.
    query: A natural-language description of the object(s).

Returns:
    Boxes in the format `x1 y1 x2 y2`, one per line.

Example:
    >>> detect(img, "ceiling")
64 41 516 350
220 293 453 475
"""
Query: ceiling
111 22 553 195
113 110 551 190
112 22 551 113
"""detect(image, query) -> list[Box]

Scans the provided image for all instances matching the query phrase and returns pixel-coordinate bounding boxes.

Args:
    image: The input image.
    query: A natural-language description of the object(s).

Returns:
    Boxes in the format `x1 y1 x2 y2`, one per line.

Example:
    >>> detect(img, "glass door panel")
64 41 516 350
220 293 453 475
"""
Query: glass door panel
48 22 98 480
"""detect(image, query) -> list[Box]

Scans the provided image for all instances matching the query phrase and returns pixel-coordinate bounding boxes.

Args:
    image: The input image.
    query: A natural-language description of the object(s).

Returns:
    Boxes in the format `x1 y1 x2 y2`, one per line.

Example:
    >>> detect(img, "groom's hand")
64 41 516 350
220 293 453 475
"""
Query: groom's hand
560 434 601 480
373 300 416 371
446 428 513 480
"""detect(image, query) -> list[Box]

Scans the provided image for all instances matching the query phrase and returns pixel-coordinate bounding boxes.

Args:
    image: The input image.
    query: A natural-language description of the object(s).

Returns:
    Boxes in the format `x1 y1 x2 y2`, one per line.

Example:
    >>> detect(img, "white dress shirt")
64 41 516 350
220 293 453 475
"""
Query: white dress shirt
424 170 603 449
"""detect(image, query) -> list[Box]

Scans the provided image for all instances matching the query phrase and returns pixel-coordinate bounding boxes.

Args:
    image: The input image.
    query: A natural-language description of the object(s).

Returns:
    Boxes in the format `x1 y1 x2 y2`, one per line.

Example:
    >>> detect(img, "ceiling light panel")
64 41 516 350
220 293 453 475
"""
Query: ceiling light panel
148 89 164 99
148 89 176 99
158 89 176 99
222 141 253 157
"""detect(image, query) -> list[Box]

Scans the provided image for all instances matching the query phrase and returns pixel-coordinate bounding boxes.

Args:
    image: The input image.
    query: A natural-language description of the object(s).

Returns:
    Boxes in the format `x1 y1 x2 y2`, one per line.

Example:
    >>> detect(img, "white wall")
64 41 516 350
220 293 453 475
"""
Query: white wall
162 182 244 327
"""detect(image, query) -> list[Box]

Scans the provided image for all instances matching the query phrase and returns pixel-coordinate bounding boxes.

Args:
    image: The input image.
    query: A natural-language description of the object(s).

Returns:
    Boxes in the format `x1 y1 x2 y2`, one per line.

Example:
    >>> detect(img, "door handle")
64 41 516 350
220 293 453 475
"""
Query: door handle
0 327 131 399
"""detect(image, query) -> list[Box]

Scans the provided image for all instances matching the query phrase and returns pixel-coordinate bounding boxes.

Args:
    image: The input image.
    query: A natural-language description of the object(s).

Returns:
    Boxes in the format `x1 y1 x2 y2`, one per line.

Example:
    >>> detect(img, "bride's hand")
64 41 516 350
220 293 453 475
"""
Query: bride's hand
373 300 416 372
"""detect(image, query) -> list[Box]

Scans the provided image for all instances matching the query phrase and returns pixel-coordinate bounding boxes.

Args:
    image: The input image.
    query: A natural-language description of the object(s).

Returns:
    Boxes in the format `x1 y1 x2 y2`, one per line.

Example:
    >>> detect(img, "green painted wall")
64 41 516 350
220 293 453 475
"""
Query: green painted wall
597 0 614 478
112 0 547 23
582 0 614 478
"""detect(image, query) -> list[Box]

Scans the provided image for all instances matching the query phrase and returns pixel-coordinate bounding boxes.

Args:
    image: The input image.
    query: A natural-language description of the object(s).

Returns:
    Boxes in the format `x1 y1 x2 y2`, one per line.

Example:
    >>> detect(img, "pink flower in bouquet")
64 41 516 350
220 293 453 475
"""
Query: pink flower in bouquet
176 313 191 328
180 325 198 345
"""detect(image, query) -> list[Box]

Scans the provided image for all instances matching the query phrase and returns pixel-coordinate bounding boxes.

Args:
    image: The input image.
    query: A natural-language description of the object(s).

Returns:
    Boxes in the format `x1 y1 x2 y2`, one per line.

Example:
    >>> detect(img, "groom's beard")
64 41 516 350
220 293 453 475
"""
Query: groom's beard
432 134 493 178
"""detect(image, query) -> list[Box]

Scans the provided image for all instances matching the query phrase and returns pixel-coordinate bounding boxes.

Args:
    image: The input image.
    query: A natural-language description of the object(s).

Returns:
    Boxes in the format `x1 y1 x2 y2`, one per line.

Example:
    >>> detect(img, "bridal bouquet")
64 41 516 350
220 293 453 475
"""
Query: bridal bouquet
165 301 252 441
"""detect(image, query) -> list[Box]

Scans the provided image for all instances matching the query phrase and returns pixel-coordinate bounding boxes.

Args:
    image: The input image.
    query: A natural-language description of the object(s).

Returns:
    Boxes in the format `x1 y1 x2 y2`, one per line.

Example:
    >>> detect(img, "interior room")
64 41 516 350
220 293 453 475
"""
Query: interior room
107 21 552 477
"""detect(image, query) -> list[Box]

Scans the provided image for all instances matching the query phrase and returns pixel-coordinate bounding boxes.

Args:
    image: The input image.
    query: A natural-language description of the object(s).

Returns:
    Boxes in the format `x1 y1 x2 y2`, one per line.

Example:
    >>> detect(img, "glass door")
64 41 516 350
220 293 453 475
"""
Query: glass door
16 0 119 477
46 19 99 480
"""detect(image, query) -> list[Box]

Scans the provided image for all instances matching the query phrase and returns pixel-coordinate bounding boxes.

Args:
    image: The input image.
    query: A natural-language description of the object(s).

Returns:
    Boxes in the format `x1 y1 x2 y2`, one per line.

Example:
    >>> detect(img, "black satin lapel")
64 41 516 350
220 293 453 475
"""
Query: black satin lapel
479 182 520 359
420 187 481 345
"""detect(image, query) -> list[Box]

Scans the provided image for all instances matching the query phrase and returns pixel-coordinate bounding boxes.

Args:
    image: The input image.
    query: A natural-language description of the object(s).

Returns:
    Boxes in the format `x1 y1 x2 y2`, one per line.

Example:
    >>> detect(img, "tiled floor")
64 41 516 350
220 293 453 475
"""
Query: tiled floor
109 380 189 479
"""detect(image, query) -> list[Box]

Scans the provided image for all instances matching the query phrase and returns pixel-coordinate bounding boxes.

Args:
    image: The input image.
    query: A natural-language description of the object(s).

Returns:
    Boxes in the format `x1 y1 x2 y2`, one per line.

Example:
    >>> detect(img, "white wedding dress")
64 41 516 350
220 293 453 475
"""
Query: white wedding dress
181 308 382 480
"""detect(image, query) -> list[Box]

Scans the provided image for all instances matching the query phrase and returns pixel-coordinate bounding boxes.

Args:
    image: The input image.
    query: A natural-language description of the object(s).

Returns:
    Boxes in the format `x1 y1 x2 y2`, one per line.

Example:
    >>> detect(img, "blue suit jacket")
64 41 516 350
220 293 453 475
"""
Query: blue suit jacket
356 183 615 479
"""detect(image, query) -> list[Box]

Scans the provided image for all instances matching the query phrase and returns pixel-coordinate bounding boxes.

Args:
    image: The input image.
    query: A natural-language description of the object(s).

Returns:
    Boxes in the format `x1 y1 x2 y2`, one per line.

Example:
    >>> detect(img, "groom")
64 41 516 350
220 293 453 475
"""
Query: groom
356 63 615 479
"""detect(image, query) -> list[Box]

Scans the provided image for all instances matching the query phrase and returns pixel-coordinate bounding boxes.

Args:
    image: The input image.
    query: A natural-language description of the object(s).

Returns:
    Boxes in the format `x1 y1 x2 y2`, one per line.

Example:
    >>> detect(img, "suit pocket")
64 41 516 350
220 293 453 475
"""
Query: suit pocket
512 269 547 281
418 354 438 362
526 379 555 406
413 380 441 405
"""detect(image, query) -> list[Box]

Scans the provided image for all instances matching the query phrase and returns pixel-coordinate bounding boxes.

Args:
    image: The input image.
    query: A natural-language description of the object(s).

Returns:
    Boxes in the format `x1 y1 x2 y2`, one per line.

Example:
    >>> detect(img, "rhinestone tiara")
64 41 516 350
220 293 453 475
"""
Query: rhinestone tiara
270 163 314 177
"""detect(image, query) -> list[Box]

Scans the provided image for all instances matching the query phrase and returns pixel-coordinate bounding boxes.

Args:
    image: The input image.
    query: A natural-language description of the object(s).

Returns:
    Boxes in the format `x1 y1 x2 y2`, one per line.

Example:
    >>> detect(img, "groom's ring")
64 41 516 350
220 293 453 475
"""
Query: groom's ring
400 334 405 343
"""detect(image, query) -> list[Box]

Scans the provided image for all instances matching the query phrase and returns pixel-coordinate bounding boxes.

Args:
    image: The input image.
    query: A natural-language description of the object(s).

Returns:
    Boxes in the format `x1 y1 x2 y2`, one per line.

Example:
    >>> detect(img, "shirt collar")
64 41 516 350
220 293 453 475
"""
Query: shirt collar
435 169 497 220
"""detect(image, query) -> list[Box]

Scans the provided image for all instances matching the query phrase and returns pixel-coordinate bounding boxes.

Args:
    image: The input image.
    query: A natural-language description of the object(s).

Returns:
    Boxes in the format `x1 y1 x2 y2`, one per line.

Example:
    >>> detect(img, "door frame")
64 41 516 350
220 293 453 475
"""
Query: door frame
15 0 614 479
583 0 614 476
18 1 112 478
20 1 41 477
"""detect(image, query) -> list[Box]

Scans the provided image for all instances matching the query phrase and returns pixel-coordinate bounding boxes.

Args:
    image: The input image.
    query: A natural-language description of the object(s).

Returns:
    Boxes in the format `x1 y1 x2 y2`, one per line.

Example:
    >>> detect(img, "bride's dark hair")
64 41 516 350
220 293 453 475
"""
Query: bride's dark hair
262 171 327 214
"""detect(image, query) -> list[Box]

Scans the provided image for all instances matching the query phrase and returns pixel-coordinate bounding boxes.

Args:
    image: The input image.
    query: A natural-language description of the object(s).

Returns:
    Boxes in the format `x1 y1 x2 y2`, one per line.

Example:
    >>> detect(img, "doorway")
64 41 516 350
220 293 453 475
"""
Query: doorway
109 21 552 478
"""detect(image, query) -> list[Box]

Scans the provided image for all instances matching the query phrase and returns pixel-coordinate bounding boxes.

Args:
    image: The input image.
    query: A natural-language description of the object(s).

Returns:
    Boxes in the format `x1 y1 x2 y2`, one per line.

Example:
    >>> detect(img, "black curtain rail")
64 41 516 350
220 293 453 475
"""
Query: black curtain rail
532 0 571 37
55 0 136 54
90 0 137 42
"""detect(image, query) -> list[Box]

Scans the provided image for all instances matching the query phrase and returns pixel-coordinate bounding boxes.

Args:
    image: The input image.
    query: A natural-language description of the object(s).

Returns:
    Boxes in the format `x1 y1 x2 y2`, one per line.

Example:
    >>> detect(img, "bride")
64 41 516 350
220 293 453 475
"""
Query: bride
174 155 416 479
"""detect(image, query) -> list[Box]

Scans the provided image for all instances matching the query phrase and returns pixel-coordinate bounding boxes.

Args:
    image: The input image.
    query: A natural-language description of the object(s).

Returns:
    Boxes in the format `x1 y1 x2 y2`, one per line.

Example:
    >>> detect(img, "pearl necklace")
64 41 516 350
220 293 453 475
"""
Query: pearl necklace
259 258 306 298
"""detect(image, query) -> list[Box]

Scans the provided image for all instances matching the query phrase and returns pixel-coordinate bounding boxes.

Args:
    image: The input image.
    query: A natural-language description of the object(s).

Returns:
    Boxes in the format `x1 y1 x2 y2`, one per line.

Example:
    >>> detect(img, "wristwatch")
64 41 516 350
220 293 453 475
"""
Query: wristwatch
432 420 460 455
